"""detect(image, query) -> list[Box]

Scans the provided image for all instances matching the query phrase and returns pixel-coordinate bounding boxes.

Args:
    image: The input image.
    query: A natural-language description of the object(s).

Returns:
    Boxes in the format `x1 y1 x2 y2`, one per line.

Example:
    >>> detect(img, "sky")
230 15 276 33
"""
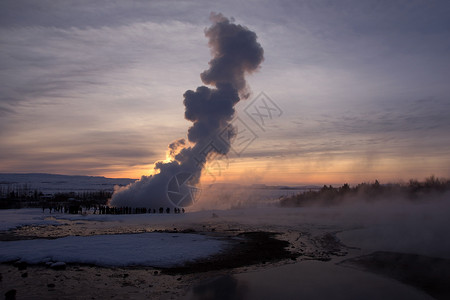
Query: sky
1 0 450 185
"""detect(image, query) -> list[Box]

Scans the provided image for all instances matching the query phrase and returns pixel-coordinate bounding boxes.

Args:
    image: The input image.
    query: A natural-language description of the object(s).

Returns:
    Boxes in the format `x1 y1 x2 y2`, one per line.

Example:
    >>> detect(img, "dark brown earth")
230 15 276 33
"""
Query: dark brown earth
162 231 297 275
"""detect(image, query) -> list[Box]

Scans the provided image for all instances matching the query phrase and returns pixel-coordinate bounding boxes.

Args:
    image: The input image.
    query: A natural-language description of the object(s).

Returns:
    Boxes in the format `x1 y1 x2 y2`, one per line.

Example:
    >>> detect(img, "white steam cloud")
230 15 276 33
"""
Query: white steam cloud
110 13 264 209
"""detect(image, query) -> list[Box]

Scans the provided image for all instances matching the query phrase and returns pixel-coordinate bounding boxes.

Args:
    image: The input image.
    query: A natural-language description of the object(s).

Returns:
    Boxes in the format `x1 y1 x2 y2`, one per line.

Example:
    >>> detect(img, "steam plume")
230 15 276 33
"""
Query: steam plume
110 13 264 209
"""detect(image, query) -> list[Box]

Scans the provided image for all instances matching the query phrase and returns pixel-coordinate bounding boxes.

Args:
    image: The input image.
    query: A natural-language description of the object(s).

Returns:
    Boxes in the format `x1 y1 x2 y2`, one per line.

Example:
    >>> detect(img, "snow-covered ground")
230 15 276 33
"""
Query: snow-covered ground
0 208 60 231
0 232 228 267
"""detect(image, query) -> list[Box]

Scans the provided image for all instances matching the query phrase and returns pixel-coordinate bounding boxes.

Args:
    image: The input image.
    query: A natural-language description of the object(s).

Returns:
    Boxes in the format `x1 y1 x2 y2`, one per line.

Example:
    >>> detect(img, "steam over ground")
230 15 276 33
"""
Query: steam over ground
110 13 263 209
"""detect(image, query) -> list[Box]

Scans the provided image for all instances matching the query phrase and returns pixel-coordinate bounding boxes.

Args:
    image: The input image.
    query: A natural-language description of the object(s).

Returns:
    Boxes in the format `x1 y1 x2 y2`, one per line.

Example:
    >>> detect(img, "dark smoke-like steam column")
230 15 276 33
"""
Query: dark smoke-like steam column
110 13 264 209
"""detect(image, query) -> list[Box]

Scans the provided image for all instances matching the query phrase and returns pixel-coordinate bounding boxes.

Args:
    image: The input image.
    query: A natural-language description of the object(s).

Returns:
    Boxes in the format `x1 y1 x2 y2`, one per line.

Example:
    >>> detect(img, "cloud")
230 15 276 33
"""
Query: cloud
0 16 209 175
1 0 449 181
110 13 265 208
0 21 206 109
0 129 157 175
0 0 207 28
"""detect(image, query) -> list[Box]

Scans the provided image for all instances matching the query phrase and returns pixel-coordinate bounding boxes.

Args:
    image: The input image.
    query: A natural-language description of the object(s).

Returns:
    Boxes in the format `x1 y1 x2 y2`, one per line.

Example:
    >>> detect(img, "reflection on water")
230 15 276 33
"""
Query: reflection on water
340 251 450 300
186 275 248 300
184 260 432 300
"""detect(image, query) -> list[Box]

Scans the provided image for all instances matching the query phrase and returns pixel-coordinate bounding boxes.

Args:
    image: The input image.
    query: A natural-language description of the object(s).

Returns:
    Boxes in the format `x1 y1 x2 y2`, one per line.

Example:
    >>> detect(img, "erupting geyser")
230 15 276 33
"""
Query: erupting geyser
110 13 264 209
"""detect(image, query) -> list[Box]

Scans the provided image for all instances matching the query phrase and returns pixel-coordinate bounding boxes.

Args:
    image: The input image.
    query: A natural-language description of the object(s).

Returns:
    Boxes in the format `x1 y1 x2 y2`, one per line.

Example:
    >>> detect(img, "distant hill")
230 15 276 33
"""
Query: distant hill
0 173 137 195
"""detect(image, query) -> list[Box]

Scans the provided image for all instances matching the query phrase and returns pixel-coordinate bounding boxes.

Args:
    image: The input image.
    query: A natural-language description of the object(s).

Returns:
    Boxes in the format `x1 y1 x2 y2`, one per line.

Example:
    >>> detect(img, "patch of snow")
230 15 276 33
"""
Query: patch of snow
0 209 60 231
0 232 228 267
49 261 67 270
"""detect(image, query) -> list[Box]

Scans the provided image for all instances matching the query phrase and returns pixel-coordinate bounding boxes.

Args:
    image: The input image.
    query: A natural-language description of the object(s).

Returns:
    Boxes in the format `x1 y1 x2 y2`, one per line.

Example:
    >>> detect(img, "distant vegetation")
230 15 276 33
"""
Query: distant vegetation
0 184 111 209
279 176 450 207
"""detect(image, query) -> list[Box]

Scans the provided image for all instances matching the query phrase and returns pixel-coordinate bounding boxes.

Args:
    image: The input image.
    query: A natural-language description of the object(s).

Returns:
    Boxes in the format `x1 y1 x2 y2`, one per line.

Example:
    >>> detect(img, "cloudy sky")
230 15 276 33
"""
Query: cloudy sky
1 0 449 185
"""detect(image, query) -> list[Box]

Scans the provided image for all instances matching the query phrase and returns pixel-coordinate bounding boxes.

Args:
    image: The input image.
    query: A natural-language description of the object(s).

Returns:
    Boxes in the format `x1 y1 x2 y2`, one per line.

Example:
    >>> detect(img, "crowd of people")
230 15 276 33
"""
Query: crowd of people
42 204 82 214
95 206 185 214
42 204 185 215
